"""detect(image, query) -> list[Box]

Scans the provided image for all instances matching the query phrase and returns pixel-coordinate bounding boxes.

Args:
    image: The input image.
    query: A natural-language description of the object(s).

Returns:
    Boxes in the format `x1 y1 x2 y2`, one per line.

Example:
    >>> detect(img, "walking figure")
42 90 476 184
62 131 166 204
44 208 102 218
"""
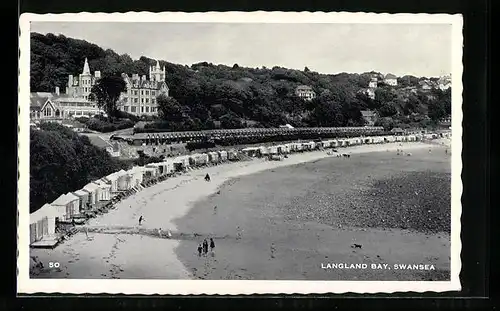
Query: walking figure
205 173 211 182
158 228 162 238
197 244 203 257
72 218 76 227
84 226 89 239
210 238 215 251
139 216 144 225
203 239 209 255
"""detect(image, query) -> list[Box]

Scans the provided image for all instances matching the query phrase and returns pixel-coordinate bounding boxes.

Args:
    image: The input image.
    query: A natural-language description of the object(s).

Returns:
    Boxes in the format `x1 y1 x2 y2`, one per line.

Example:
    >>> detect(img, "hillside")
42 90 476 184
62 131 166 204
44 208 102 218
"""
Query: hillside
30 123 130 212
30 32 451 130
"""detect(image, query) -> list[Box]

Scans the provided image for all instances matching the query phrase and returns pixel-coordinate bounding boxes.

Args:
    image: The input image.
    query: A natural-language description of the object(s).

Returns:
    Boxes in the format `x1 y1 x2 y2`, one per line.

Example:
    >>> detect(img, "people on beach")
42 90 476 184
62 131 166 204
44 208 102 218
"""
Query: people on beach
197 244 203 256
210 238 215 251
203 239 209 255
205 173 211 182
139 216 144 225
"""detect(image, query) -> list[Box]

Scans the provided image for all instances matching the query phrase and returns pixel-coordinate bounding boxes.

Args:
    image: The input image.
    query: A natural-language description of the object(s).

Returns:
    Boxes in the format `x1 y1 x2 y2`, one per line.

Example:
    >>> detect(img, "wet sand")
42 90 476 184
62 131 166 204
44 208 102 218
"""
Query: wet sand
174 145 451 281
30 141 450 280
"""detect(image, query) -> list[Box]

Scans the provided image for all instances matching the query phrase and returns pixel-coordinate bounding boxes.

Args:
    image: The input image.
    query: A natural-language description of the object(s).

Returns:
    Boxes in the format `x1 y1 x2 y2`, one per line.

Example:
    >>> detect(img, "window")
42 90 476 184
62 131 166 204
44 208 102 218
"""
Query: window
146 90 149 95
141 107 144 113
146 107 149 113
146 98 149 103
141 98 144 103
131 106 136 113
124 106 129 112
134 98 138 103
141 90 144 95
152 91 155 96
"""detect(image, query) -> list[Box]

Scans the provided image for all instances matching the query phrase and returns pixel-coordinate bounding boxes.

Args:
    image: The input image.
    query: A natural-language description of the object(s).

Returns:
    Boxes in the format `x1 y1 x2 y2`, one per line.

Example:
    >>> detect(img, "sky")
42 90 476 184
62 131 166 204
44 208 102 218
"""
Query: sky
30 22 452 77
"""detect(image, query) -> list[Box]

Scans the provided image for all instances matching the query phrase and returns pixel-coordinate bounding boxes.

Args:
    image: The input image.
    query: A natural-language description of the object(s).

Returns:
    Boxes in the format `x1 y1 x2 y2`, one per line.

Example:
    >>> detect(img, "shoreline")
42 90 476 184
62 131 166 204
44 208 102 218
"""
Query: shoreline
30 140 448 279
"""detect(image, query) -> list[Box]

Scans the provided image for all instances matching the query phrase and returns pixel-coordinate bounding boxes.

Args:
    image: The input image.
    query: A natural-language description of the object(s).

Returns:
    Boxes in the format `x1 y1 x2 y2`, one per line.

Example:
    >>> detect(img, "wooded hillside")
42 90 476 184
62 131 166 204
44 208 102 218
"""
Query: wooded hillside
31 32 451 130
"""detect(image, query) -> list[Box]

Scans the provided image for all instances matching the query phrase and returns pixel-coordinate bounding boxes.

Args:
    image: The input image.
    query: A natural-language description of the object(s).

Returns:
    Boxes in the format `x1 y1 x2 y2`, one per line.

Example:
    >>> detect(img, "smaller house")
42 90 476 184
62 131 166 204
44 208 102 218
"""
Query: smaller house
73 189 90 212
295 85 316 101
384 74 398 86
419 80 434 91
361 110 378 126
368 77 378 88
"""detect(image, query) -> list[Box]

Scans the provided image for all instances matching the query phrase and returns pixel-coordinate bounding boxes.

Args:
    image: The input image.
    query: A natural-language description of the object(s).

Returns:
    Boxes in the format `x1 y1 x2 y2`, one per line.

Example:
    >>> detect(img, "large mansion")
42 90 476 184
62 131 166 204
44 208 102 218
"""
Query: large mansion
30 58 103 121
118 60 170 116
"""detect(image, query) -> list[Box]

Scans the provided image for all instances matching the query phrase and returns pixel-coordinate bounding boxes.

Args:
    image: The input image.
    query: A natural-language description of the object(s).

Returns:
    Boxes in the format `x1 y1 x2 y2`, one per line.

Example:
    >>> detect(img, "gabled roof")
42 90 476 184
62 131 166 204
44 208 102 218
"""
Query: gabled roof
51 194 70 206
83 183 100 192
65 192 80 201
385 73 397 79
73 189 89 197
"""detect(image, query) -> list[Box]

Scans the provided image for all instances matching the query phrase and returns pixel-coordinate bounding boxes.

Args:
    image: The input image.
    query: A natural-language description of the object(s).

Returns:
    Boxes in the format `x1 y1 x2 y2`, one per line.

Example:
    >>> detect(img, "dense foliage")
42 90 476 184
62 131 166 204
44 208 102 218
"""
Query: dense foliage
30 123 130 212
31 33 451 131
89 75 126 118
76 115 135 133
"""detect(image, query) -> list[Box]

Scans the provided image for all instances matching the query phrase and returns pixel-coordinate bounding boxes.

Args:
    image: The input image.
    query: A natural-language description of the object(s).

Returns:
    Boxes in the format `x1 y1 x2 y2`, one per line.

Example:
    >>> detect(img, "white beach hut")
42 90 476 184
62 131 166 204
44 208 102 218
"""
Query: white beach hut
29 203 58 245
207 151 219 163
116 169 131 191
93 179 111 201
218 150 228 162
82 182 100 205
51 193 78 221
127 166 145 188
72 189 90 212
172 155 190 171
103 172 120 193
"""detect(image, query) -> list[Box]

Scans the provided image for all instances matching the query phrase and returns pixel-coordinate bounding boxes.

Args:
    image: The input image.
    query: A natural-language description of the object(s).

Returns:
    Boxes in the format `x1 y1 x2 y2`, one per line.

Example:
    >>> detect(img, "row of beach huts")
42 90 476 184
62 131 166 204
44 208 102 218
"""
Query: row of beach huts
29 132 449 248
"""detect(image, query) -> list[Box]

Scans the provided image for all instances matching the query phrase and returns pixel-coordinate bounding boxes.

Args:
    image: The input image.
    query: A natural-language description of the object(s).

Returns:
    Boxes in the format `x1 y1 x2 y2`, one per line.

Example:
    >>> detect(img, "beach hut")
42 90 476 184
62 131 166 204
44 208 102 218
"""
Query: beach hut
218 150 228 162
227 149 239 161
51 193 78 221
207 151 219 163
93 179 111 201
65 192 81 216
29 203 59 245
189 153 209 166
127 167 145 188
116 169 131 191
241 147 259 157
145 163 162 176
82 182 100 205
268 145 278 155
143 166 158 181
72 189 90 212
172 155 190 171
103 172 120 193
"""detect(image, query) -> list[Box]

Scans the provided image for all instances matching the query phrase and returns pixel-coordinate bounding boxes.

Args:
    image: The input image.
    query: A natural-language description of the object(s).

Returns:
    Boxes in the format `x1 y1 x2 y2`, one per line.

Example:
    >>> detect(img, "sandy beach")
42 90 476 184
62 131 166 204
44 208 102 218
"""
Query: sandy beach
30 140 451 280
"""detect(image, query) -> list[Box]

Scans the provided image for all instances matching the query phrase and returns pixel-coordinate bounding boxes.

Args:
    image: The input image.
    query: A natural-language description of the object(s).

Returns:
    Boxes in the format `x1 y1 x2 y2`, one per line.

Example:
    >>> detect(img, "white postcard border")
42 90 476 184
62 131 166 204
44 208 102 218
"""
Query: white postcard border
18 11 463 295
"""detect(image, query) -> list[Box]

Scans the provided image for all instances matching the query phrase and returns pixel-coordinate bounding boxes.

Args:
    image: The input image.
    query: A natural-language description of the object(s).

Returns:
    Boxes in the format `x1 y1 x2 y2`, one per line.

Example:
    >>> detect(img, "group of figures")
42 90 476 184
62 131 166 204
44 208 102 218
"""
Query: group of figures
198 238 215 256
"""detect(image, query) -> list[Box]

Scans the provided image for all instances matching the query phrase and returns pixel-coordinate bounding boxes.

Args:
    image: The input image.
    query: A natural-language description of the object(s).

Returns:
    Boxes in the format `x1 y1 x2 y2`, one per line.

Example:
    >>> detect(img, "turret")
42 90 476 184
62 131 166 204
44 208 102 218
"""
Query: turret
82 58 91 75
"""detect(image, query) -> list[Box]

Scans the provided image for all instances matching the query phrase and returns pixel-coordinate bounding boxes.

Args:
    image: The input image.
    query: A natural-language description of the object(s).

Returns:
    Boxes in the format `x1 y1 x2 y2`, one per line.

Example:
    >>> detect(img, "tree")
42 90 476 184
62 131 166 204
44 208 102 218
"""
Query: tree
90 76 126 119
156 94 185 122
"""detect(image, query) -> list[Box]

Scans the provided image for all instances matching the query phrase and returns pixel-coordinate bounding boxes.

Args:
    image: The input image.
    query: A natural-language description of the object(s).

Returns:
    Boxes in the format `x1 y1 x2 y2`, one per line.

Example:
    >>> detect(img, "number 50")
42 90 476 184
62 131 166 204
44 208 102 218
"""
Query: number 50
49 262 60 268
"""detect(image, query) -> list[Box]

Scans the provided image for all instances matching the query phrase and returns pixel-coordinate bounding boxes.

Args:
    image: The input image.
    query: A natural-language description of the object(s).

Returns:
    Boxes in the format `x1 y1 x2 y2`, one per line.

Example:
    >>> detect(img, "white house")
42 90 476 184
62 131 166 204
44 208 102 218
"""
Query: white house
30 203 59 245
384 73 398 86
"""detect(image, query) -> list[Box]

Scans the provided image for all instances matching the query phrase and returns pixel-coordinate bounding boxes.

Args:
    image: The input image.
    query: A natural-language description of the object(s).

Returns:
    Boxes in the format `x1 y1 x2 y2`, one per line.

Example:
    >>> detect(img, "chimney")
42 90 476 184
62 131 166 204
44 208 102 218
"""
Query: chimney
68 75 73 87
55 86 60 95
